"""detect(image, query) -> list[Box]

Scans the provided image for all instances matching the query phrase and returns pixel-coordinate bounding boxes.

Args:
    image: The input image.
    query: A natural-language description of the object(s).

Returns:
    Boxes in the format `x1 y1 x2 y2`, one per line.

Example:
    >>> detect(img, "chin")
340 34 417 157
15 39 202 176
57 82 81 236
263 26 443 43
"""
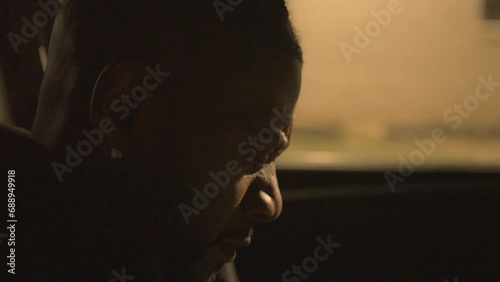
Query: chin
205 271 219 282
195 263 224 282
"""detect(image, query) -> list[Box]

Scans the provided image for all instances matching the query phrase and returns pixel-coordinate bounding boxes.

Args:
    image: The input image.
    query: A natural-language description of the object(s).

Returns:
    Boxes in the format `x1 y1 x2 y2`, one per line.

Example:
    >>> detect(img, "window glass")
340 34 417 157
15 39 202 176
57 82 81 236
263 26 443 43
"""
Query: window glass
280 0 500 170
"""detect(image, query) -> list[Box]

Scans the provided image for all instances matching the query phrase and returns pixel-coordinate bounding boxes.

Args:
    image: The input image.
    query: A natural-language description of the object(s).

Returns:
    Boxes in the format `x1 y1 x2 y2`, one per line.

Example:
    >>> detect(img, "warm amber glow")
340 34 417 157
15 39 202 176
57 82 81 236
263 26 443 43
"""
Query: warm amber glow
282 0 500 168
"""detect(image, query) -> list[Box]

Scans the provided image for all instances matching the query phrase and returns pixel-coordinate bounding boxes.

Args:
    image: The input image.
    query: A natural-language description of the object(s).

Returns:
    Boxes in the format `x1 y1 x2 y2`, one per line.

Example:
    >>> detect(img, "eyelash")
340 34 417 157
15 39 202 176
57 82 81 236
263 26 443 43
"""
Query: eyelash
251 161 267 171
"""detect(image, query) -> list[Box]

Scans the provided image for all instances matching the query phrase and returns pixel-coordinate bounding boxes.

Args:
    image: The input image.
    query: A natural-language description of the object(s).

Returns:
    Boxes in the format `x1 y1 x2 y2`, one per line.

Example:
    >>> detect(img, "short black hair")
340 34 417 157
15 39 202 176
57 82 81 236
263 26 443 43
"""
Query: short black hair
55 0 302 68
34 0 302 143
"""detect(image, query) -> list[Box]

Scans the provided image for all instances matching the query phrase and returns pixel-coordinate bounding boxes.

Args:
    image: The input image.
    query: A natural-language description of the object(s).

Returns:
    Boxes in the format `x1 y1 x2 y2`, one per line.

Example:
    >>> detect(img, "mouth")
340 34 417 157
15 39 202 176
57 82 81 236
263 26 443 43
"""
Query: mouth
214 228 253 262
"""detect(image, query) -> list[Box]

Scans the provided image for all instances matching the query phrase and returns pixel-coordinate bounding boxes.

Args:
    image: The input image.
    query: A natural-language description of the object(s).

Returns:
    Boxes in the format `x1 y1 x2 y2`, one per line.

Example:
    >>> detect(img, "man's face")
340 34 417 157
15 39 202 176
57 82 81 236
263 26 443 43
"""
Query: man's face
120 53 302 280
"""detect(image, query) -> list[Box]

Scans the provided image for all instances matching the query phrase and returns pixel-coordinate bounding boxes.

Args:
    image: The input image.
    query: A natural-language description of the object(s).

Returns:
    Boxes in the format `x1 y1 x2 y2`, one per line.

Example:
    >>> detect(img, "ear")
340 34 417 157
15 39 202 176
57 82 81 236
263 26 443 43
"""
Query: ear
90 59 148 146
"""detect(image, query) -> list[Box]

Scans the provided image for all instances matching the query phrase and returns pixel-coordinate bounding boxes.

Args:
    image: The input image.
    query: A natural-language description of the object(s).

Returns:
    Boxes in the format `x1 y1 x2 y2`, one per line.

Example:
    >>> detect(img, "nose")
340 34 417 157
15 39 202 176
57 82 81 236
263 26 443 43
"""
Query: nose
240 163 283 223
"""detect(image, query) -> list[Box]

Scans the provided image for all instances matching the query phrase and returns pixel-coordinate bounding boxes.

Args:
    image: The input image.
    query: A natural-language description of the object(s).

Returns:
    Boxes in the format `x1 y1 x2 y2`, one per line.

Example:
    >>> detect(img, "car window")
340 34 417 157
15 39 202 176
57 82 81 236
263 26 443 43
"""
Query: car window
279 0 500 170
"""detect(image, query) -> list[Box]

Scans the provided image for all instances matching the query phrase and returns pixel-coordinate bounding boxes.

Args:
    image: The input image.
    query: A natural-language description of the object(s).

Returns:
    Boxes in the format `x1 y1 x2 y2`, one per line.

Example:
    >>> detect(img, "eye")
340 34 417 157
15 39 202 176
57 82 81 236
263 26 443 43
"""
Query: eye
247 157 268 173
247 144 287 173
253 160 268 171
241 155 268 175
274 143 285 156
267 143 286 161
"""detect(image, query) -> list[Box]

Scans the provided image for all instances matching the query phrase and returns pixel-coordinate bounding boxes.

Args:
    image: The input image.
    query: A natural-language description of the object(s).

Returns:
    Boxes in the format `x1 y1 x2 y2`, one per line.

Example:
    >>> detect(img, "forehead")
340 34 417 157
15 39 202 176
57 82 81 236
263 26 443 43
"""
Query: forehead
152 51 302 133
200 55 302 113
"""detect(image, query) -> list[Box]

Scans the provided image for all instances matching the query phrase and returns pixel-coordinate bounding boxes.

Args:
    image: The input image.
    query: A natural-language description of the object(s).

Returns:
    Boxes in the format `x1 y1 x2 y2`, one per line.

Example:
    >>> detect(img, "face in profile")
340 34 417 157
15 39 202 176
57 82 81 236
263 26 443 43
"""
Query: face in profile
97 51 302 280
23 1 301 280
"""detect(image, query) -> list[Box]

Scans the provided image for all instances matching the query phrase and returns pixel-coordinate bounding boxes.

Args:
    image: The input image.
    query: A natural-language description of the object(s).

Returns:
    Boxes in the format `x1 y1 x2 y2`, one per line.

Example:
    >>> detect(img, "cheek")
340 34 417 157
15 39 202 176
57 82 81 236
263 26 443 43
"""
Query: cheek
213 176 252 212
231 176 254 206
189 177 251 241
175 130 249 182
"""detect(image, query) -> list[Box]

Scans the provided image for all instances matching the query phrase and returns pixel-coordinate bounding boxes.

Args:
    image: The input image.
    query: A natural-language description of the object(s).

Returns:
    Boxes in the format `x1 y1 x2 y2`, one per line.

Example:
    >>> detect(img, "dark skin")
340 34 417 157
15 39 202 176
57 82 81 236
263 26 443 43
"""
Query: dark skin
83 52 302 281
28 3 302 280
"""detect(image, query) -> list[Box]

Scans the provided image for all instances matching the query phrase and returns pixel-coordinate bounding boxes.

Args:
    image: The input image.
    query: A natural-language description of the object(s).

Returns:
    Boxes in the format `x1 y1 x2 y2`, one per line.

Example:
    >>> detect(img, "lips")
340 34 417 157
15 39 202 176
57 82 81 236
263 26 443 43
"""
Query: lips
214 228 253 262
215 228 253 246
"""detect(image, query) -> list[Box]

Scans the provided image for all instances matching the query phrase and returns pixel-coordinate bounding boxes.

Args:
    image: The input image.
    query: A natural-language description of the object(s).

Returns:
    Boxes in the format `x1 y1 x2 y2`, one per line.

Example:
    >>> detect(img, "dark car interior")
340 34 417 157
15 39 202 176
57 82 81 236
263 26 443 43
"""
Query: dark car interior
0 1 499 281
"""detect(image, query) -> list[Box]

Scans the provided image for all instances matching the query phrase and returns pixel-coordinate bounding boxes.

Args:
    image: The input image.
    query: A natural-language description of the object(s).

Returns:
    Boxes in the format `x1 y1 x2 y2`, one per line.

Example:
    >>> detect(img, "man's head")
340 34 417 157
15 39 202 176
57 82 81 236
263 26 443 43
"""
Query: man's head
31 0 302 280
